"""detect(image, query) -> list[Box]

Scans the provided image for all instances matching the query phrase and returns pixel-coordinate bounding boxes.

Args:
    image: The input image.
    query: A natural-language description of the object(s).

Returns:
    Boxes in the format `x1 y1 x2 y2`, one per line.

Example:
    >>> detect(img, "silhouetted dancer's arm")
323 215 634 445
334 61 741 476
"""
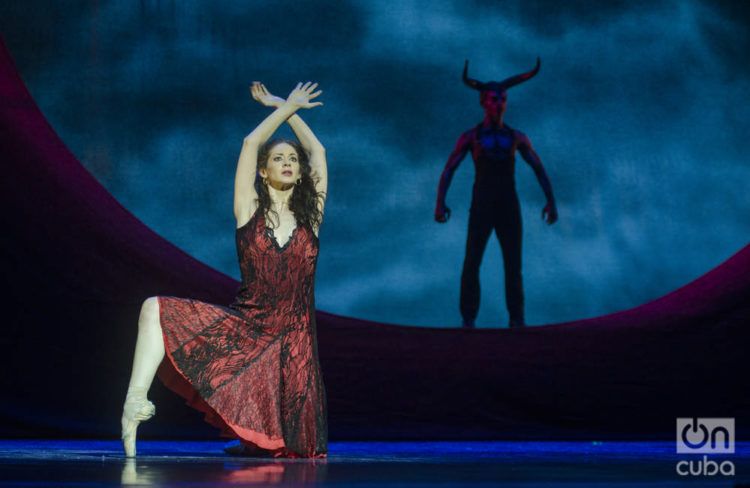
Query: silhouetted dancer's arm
435 131 472 223
517 130 558 225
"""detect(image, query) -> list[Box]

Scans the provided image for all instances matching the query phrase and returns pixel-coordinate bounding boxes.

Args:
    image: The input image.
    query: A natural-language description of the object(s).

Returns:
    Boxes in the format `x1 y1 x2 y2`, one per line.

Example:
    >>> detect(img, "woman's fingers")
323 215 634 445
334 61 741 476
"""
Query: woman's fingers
285 82 323 108
299 82 319 93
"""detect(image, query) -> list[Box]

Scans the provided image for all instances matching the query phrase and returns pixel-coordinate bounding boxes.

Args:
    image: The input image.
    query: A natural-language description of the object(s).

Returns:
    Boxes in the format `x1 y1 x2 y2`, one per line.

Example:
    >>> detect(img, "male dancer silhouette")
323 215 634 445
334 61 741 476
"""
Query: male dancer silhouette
435 58 557 328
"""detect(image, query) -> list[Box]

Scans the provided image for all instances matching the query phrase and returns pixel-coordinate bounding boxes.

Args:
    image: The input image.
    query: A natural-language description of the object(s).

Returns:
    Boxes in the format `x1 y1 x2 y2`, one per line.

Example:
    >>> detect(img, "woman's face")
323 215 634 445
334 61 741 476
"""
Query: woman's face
260 142 301 189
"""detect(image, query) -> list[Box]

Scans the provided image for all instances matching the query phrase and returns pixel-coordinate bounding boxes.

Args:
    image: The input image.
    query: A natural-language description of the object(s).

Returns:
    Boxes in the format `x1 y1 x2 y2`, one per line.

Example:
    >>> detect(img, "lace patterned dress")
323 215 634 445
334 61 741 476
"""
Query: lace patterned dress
155 210 327 458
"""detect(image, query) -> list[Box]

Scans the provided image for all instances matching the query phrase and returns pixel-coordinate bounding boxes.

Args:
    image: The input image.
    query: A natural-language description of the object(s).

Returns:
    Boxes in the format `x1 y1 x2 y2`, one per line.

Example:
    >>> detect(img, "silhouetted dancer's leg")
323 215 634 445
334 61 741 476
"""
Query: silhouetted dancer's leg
497 209 524 327
460 209 494 327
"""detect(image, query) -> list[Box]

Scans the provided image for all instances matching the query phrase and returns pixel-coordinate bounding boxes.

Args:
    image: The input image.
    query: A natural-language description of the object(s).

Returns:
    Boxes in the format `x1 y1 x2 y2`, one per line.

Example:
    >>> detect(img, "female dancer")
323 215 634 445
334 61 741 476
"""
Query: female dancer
120 81 328 458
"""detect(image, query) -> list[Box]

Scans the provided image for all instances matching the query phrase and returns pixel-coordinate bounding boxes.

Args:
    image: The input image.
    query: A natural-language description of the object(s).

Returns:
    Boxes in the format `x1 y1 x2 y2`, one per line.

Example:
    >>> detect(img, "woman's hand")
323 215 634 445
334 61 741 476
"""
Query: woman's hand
250 82 285 108
285 82 323 109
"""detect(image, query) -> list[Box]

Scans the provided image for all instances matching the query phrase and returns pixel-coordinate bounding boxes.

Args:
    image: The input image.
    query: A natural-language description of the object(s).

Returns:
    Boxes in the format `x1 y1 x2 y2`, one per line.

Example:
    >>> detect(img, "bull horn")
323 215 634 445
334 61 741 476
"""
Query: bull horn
497 57 541 92
462 59 484 91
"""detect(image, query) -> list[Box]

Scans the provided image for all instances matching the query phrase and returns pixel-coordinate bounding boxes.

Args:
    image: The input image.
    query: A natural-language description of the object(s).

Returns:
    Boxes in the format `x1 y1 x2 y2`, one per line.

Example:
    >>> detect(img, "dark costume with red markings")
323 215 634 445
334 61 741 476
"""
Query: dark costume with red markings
155 210 327 458
462 122 524 325
436 58 556 328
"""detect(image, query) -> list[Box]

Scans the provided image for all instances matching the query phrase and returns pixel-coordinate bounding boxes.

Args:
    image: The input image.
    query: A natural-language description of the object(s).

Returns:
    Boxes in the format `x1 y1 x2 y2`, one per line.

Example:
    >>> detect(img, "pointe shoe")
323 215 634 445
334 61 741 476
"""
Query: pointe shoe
121 393 155 457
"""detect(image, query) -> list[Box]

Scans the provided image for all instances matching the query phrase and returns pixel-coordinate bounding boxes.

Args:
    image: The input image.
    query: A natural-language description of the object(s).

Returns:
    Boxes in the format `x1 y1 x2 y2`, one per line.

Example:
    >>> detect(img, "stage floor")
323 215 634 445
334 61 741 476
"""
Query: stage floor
0 440 747 487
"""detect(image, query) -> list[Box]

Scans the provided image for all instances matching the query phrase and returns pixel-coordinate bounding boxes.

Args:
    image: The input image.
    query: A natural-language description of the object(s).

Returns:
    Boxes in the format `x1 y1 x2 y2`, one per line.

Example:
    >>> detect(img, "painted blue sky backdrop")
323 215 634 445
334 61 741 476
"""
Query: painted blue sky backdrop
2 0 748 326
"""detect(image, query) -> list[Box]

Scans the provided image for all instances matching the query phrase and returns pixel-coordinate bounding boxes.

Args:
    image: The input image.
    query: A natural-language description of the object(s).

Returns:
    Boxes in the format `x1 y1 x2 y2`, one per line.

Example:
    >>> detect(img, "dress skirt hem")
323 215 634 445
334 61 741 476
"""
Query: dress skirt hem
156 331 287 452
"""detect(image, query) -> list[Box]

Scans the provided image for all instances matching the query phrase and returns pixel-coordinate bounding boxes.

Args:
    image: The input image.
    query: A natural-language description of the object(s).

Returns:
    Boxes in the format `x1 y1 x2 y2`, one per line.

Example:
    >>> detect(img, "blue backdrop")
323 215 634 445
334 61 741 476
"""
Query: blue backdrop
1 0 748 326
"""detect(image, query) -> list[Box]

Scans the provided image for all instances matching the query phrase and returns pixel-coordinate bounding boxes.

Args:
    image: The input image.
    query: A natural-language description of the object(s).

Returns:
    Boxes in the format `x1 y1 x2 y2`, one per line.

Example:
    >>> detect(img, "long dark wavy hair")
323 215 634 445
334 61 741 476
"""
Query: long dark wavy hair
255 138 325 231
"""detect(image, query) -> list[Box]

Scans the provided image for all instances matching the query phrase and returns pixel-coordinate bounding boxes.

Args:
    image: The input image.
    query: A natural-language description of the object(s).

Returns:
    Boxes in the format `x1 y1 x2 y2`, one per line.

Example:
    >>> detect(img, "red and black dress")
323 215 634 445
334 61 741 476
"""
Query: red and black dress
155 210 327 458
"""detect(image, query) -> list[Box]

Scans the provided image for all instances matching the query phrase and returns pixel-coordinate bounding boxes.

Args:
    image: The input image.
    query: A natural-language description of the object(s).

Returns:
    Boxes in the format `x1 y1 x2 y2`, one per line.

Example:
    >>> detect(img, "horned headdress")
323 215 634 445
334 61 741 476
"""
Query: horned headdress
462 57 541 93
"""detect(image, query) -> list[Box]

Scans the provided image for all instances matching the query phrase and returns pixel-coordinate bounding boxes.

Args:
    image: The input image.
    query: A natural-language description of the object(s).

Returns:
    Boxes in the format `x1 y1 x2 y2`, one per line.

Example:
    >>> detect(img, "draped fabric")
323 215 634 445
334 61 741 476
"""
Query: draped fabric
157 212 327 457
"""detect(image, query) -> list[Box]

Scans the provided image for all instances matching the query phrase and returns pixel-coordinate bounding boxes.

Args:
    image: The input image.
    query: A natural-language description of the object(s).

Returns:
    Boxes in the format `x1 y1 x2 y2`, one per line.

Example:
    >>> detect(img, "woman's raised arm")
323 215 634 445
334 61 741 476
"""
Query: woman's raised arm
234 82 322 227
250 83 328 215
287 114 327 210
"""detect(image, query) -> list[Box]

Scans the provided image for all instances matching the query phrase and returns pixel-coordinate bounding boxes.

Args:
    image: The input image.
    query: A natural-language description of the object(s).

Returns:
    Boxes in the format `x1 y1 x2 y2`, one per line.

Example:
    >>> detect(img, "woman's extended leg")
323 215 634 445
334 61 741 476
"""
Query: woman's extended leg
121 296 165 457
